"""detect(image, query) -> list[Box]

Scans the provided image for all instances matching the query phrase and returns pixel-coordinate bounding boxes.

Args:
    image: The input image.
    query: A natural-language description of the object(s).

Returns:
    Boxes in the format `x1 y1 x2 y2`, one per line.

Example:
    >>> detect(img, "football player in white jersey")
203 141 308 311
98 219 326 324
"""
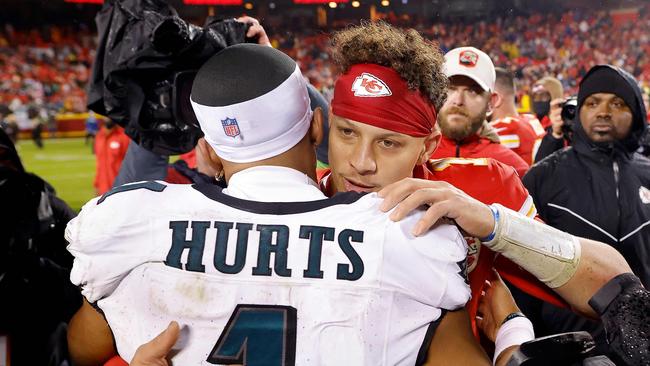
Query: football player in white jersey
66 44 525 366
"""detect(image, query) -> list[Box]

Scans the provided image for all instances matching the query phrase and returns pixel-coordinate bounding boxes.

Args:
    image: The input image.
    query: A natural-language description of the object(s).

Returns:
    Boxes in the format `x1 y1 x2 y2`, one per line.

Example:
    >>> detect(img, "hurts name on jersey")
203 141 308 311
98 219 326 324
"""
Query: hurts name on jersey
164 220 366 281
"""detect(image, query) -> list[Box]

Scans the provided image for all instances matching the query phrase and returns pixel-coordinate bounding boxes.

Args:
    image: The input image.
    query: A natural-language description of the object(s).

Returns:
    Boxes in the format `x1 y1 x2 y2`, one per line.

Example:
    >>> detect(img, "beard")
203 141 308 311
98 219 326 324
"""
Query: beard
438 104 488 142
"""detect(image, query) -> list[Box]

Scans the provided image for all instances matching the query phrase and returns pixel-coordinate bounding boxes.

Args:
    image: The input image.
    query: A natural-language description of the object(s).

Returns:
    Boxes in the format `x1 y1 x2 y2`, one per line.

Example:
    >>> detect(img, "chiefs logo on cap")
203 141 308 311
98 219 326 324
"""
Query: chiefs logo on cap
351 73 392 97
459 50 479 67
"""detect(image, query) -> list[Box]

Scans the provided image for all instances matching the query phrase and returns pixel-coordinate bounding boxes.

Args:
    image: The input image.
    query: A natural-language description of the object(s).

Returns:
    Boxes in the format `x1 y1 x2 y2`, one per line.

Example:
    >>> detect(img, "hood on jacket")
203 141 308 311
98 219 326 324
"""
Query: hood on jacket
534 76 564 101
574 65 648 155
0 127 24 172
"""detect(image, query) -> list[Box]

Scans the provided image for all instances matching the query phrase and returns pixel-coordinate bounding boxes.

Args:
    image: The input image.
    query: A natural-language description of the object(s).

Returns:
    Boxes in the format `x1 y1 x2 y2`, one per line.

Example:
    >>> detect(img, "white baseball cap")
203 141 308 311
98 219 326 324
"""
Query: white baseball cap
444 47 496 92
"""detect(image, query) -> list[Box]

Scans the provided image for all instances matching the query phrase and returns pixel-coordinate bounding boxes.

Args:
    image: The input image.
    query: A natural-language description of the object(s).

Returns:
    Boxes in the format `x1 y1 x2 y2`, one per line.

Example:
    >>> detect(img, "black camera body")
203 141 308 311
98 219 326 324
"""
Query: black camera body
88 0 251 155
560 96 578 135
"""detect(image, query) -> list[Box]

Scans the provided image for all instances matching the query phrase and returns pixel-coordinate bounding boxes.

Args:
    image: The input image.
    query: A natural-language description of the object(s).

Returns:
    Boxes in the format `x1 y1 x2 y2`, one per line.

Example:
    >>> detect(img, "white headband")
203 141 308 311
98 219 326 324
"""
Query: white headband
191 65 312 163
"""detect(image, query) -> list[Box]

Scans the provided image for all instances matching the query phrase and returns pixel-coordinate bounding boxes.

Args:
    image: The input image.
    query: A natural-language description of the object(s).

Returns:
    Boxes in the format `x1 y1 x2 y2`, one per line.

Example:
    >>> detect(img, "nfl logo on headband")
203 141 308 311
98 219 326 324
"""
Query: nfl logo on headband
459 50 479 67
221 117 240 138
351 73 392 97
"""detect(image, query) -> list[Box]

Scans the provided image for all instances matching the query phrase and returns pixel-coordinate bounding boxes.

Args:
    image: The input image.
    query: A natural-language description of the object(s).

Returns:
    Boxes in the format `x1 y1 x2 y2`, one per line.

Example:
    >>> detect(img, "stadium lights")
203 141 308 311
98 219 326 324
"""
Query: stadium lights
244 2 253 9
183 0 243 4
352 0 360 7
381 0 389 6
328 1 337 8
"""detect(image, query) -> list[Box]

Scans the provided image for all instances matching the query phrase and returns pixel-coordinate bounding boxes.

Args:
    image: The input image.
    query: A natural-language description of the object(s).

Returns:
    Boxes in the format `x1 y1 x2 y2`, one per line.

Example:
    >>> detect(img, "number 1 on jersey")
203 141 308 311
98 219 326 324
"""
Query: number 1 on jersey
207 305 297 366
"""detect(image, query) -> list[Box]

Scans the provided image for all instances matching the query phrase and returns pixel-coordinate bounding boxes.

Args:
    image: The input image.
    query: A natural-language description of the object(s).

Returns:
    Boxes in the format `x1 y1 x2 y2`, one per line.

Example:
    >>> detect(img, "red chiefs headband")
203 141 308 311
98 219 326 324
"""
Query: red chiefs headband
331 63 436 137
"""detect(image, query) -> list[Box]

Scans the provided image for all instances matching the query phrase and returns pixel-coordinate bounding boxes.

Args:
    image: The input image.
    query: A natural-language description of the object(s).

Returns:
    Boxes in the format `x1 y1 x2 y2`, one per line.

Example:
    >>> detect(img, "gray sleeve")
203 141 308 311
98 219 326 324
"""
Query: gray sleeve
112 140 169 187
307 84 330 165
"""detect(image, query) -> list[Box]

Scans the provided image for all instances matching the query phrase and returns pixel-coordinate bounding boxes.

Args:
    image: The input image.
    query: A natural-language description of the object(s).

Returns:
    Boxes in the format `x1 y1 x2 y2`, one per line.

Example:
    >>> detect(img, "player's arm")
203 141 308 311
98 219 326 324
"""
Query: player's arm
377 178 632 318
67 299 117 366
425 309 519 366
424 309 490 365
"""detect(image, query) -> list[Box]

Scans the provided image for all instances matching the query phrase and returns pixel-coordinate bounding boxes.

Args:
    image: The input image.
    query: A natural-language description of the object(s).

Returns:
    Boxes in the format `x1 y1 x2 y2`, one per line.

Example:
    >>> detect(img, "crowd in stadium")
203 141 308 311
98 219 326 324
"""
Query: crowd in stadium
1 5 650 123
280 6 650 101
1 2 650 366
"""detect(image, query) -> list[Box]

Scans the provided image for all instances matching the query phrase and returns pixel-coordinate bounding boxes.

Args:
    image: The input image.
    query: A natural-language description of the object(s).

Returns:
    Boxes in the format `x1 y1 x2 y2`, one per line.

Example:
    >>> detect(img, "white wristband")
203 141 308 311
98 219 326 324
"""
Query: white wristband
493 316 535 365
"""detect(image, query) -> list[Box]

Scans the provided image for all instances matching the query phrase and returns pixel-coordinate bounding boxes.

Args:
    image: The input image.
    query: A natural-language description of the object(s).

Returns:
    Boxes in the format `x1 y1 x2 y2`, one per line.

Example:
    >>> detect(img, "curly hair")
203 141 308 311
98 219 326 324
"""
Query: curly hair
330 21 448 111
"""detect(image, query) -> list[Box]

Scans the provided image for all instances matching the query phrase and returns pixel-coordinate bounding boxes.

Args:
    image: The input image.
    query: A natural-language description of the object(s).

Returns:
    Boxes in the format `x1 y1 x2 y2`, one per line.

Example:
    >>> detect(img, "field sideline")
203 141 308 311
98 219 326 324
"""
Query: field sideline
16 137 97 212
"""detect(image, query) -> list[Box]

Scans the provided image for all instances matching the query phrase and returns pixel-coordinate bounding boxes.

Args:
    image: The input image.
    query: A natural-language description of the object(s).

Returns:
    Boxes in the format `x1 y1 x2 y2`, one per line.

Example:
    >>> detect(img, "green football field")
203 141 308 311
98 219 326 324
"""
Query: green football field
16 137 97 212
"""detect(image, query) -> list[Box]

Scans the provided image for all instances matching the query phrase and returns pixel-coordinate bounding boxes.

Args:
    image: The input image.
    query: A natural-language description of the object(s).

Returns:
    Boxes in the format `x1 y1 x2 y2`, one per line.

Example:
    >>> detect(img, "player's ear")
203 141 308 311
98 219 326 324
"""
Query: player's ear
492 91 504 110
420 127 441 165
197 138 224 178
310 107 324 147
487 91 500 117
328 105 333 128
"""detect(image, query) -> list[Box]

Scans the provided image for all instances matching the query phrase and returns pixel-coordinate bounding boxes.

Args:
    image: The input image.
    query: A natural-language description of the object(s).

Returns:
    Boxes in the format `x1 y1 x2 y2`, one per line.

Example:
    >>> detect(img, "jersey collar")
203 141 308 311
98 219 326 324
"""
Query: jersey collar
225 166 323 202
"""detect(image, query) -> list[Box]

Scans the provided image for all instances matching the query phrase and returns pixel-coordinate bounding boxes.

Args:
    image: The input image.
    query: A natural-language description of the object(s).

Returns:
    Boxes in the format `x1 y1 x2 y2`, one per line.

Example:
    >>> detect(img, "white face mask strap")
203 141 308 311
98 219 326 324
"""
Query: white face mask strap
482 204 581 288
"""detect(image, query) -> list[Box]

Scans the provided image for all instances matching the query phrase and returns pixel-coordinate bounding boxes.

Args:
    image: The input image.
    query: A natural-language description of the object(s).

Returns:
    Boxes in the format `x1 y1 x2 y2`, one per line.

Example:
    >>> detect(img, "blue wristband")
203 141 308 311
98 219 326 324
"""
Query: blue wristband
501 311 527 326
480 205 499 242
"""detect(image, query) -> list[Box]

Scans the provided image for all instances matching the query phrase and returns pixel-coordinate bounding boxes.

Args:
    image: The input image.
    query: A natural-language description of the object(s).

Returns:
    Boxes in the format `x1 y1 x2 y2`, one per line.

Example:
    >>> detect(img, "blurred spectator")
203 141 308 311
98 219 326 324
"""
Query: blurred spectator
0 105 18 143
531 76 564 128
490 67 546 165
94 121 129 195
432 47 530 177
85 110 99 151
29 105 44 149
531 76 570 162
520 65 650 357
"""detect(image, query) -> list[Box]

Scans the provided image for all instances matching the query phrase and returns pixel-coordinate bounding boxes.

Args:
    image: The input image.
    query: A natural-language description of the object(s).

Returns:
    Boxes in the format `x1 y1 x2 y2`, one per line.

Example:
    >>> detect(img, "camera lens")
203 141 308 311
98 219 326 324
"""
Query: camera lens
561 96 578 123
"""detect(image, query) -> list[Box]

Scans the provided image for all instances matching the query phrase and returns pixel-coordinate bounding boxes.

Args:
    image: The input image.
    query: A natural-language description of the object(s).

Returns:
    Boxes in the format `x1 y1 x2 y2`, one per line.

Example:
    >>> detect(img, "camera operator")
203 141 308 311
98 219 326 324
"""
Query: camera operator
0 128 82 366
518 65 650 360
108 16 335 186
534 96 578 162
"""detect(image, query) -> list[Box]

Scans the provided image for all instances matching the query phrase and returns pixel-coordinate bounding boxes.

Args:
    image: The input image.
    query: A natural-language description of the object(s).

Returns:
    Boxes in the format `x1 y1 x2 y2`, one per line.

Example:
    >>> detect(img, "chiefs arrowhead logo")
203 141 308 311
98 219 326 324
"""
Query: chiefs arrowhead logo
459 50 479 67
351 73 392 97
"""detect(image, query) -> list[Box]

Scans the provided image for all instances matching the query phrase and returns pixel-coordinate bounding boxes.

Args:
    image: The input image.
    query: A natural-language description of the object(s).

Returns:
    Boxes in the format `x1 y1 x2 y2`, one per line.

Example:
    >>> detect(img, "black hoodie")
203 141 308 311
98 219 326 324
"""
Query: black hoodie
518 65 650 355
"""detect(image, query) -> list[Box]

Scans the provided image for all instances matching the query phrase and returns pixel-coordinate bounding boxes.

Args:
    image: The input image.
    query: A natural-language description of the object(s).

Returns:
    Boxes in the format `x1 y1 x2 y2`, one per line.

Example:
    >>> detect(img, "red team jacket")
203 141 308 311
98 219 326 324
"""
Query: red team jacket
431 134 530 177
490 114 546 166
94 126 130 195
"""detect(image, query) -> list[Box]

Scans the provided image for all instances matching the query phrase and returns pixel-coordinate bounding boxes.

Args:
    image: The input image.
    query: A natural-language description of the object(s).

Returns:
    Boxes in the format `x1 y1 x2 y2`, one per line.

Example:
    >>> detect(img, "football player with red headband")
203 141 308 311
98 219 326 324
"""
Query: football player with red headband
319 21 634 364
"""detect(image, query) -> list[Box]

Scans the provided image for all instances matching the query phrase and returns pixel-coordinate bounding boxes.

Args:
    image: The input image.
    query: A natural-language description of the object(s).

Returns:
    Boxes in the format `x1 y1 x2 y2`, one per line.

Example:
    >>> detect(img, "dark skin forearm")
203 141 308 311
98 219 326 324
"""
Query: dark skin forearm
67 299 117 366
424 309 493 366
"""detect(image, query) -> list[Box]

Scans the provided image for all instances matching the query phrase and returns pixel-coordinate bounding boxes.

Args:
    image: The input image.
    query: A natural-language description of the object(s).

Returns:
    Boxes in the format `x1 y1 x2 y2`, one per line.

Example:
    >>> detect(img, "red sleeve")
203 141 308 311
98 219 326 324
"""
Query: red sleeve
104 356 128 366
427 158 566 339
164 166 193 184
316 167 331 183
491 145 529 177
428 158 529 210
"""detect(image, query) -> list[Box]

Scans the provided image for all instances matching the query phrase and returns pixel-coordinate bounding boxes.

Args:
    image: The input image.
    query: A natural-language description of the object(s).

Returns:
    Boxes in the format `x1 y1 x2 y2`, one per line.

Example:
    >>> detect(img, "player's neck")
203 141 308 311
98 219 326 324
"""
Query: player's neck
223 139 318 184
492 105 519 120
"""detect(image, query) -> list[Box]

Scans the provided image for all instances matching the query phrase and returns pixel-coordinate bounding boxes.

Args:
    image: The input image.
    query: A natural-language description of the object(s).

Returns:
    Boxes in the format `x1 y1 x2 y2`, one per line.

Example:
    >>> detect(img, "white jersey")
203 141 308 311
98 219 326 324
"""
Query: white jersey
66 175 470 365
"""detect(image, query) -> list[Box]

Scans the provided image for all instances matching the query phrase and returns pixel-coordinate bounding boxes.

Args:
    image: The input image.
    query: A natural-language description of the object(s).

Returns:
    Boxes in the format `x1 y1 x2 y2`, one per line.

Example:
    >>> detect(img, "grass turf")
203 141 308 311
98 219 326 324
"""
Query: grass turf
16 137 97 212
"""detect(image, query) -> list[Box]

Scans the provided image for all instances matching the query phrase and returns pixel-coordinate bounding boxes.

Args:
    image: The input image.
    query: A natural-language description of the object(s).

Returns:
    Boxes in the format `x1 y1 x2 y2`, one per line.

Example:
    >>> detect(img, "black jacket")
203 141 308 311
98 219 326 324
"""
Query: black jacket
519 66 650 353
